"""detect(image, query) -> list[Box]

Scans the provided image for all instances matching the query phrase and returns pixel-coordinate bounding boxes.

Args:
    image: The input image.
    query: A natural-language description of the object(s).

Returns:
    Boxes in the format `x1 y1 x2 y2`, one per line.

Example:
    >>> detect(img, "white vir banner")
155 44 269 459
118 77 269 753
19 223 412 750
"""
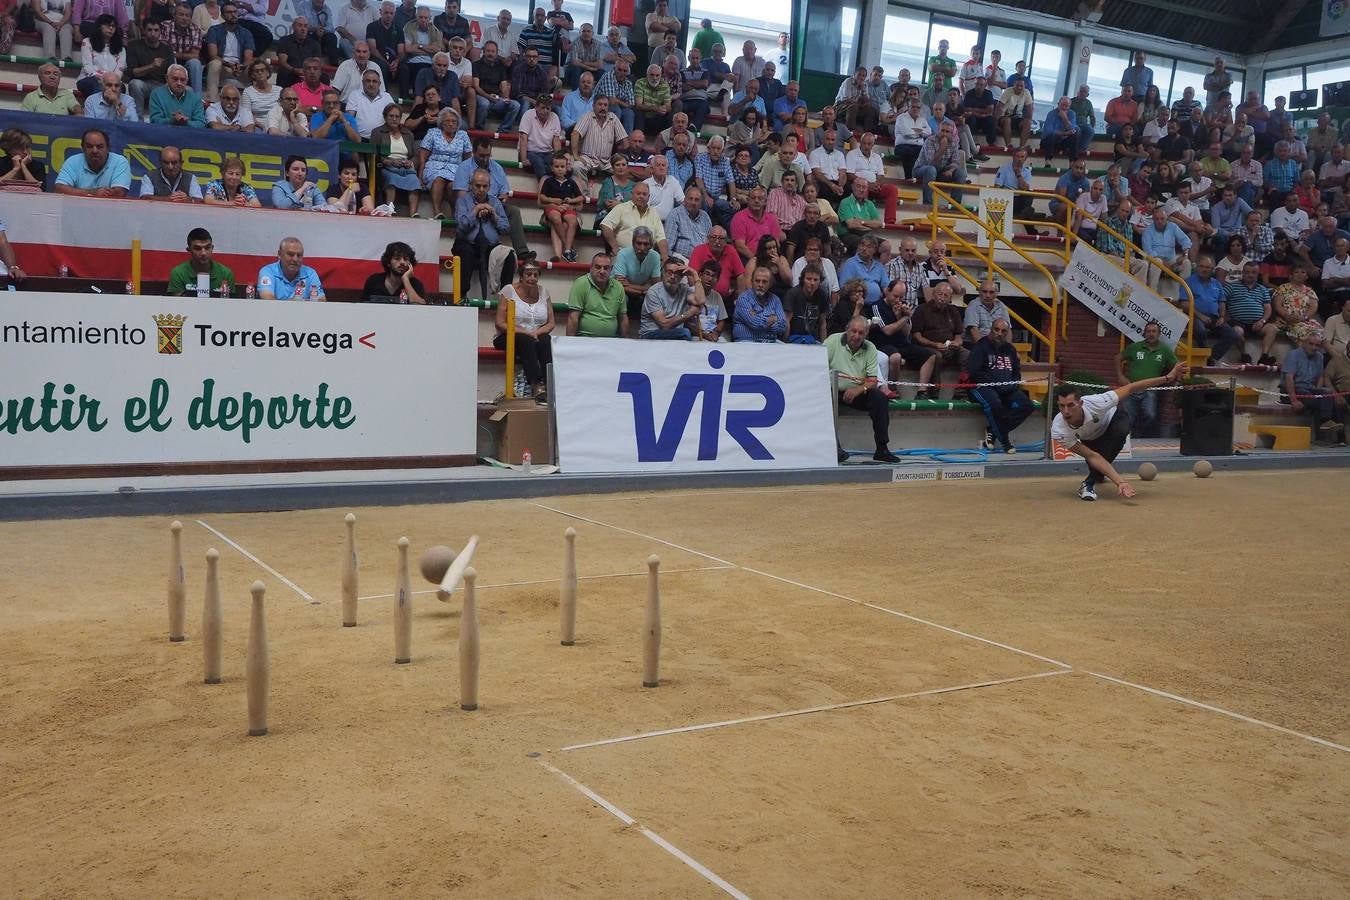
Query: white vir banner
551 337 837 473
1059 242 1189 349
976 188 1016 248
0 292 478 472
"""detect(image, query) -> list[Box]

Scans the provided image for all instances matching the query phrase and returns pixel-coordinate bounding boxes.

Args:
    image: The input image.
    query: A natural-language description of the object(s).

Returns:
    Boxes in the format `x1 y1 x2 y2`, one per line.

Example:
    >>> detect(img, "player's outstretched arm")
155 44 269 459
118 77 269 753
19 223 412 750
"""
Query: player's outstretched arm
1113 361 1187 401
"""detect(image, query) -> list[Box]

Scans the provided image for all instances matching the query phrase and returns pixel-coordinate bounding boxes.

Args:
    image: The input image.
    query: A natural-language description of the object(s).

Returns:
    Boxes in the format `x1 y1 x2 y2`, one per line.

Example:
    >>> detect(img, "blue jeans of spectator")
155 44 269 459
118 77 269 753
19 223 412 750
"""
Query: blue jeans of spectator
1294 386 1342 431
1105 123 1125 140
972 386 1035 448
1042 132 1076 161
679 97 710 132
613 105 635 132
915 164 966 205
1076 124 1095 156
526 150 553 177
75 75 101 97
476 95 522 131
641 327 692 340
1194 317 1240 362
1123 390 1159 437
707 197 734 229
1236 182 1258 208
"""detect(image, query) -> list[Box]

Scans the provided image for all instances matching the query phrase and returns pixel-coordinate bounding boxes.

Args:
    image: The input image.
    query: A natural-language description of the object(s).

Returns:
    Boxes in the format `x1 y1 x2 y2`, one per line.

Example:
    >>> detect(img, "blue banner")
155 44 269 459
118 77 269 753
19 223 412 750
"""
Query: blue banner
5 110 342 205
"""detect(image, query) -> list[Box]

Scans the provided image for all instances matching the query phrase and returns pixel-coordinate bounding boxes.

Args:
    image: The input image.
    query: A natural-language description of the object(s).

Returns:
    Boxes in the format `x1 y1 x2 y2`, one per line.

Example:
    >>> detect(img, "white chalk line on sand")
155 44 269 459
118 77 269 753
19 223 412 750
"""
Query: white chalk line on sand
195 519 317 604
356 565 734 602
1086 672 1350 754
532 503 1350 756
562 670 1071 752
538 760 750 900
530 503 1071 670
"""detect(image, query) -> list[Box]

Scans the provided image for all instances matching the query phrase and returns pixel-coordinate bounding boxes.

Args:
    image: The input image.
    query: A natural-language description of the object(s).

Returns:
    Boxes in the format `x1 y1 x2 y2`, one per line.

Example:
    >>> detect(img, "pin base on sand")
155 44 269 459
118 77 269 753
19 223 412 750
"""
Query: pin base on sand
170 636 185 643
248 727 268 736
396 657 411 664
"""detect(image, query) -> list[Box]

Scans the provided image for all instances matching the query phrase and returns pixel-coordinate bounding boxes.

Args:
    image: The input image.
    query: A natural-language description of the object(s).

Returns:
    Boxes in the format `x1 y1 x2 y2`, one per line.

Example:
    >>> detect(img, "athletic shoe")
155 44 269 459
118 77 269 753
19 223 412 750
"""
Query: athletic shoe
1078 481 1098 501
1004 444 1017 454
873 449 901 463
973 152 991 161
563 249 577 262
978 430 996 450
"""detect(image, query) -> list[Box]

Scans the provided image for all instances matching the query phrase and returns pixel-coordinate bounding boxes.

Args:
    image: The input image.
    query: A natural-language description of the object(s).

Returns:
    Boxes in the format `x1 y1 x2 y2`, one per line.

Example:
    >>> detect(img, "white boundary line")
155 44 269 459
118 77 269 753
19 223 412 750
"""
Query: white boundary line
537 760 751 900
532 503 1350 756
356 565 734 602
195 519 317 604
1086 672 1350 754
531 503 1071 669
562 670 1071 752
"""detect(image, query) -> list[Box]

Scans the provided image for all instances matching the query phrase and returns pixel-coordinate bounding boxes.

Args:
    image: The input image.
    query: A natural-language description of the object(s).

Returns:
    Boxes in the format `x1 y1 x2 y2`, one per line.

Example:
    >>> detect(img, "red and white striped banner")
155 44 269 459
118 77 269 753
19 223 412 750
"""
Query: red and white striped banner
3 192 442 292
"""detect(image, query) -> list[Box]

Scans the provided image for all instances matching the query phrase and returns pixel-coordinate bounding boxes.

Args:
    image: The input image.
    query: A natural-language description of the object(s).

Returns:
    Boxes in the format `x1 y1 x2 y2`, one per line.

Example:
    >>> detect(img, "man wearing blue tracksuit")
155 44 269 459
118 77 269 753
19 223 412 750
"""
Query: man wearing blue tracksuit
967 317 1034 453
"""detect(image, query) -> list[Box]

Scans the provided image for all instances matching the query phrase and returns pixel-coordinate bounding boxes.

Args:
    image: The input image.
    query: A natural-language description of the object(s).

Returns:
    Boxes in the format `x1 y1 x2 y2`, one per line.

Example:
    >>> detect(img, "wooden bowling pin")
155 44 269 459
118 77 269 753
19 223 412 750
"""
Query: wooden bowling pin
246 581 269 736
459 568 480 711
394 537 412 664
202 548 222 684
167 520 186 642
642 555 661 688
341 513 358 627
560 528 577 646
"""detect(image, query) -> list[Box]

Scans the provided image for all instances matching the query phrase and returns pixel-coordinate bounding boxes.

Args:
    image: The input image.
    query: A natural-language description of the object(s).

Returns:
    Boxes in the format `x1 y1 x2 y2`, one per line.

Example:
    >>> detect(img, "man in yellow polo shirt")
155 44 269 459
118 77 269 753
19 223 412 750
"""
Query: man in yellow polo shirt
825 315 900 463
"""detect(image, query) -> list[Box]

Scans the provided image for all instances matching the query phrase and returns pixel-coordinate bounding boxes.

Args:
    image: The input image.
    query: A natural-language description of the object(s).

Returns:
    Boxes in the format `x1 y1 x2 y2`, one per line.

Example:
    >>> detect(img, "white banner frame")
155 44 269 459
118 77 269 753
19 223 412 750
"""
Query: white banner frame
551 336 838 474
0 292 478 477
1059 242 1189 349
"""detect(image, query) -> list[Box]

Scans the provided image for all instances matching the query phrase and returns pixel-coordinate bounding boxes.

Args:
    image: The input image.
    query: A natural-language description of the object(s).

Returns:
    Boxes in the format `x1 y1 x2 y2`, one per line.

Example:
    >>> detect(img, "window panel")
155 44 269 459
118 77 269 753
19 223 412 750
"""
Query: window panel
1169 60 1208 108
927 19 981 82
1085 44 1130 120
880 8 930 82
984 24 1033 85
1305 60 1350 94
1263 67 1304 106
1028 33 1069 101
687 4 794 72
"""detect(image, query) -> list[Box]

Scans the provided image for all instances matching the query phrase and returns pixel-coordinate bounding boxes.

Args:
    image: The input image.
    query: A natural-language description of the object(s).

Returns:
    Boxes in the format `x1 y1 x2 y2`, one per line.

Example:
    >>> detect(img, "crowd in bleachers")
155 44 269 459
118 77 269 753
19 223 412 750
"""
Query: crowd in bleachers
3 2 1350 450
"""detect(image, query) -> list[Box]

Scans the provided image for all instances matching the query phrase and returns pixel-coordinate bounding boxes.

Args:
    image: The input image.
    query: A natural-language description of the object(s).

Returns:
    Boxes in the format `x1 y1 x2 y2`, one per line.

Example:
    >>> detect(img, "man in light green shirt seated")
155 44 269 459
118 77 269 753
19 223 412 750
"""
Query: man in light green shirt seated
566 252 628 337
836 175 882 252
22 63 82 116
824 315 900 463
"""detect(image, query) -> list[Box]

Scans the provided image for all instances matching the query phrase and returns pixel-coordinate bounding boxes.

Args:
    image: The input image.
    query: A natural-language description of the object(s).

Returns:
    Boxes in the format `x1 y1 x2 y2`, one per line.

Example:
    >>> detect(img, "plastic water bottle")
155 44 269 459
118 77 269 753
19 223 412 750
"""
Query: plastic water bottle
125 280 134 295
244 284 255 299
219 282 230 298
521 448 532 475
58 264 69 278
398 290 409 304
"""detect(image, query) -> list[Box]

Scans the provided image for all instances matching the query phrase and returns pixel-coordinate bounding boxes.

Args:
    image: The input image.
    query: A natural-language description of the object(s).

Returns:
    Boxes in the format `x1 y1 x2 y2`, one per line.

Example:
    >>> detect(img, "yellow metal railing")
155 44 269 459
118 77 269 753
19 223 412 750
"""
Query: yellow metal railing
1065 208 1197 354
927 182 1061 362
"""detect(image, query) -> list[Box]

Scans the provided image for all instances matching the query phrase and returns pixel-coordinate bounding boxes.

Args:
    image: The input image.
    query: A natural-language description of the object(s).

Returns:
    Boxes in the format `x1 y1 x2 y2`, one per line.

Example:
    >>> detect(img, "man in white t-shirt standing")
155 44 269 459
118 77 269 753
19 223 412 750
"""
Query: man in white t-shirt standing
1051 361 1186 501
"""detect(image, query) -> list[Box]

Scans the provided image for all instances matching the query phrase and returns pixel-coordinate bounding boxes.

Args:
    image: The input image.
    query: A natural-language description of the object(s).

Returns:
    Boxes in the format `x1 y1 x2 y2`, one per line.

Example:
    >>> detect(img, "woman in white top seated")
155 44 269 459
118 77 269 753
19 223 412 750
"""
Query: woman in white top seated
493 259 555 402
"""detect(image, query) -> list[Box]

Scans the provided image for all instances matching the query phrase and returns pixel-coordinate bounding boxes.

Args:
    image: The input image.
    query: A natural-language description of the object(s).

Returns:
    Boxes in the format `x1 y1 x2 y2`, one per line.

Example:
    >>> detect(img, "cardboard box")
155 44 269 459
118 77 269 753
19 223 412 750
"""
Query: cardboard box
488 398 554 465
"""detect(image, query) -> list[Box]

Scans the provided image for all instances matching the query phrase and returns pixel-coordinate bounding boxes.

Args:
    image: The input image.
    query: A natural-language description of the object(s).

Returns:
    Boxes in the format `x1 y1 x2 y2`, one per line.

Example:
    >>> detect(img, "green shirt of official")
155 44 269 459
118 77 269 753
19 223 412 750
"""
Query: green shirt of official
167 260 237 296
1121 339 1178 380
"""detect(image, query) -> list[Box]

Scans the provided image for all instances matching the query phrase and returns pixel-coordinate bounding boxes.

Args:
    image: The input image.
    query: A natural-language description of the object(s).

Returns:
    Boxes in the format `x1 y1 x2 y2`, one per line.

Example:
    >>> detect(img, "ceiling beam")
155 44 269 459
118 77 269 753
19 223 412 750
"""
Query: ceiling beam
1109 0 1251 26
1248 0 1313 54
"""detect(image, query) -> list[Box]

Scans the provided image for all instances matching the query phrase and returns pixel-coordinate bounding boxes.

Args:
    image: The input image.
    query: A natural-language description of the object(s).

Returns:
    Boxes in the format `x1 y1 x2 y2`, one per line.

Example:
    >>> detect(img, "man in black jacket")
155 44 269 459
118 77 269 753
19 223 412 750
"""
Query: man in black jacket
967 318 1034 453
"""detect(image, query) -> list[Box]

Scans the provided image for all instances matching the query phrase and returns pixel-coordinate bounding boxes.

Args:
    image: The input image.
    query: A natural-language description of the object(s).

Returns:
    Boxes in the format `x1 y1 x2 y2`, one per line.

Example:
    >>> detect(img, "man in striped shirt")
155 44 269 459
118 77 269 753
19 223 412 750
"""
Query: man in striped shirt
1222 260 1276 363
693 135 735 227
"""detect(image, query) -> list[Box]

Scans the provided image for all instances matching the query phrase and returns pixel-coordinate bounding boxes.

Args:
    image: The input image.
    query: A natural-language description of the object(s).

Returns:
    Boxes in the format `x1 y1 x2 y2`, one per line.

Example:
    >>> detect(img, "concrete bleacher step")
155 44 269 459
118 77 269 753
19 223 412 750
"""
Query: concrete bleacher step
1249 423 1311 450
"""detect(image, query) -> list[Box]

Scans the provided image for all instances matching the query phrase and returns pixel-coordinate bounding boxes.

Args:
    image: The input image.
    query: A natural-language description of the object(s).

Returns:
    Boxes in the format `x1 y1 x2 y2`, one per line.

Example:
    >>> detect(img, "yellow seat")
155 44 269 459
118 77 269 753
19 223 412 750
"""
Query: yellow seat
1250 424 1311 450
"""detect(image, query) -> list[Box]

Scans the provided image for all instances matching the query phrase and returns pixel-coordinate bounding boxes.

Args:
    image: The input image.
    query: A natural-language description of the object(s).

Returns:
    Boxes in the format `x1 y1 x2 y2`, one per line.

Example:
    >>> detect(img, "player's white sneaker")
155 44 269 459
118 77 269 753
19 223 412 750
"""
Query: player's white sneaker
1078 481 1098 501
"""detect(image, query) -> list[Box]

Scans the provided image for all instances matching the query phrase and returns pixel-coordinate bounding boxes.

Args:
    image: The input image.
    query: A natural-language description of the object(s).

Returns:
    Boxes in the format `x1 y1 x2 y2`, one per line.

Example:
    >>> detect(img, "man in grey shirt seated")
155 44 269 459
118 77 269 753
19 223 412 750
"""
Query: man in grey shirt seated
640 256 707 339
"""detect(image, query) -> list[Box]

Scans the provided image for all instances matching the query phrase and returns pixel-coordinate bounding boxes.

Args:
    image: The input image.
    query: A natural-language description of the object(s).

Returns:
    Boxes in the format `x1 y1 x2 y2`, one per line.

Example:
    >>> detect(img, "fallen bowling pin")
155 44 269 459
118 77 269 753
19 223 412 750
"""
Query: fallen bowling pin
167 520 186 642
341 513 358 627
560 527 577 646
459 567 480 711
643 555 661 688
246 581 269 736
203 548 222 685
437 535 479 602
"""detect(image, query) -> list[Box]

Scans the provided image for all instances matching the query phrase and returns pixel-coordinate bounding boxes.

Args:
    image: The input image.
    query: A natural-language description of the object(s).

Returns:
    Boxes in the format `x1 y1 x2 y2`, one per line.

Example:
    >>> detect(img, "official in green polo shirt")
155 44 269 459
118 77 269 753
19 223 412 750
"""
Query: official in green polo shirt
1116 320 1178 437
166 228 237 297
824 314 900 463
566 252 628 337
